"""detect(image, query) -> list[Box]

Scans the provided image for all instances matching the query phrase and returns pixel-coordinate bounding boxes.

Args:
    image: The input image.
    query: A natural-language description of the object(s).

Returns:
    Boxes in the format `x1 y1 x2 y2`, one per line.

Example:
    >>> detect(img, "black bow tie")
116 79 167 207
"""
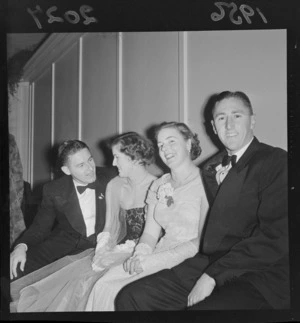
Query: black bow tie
77 182 96 194
222 154 237 167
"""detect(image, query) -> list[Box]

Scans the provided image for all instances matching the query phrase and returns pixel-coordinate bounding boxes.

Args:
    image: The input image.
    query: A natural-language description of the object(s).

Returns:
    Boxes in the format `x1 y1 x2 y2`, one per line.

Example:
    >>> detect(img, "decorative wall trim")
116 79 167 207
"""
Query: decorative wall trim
23 33 85 82
78 36 83 140
20 82 30 183
50 63 55 180
51 64 55 147
117 32 123 134
178 32 188 124
29 83 34 188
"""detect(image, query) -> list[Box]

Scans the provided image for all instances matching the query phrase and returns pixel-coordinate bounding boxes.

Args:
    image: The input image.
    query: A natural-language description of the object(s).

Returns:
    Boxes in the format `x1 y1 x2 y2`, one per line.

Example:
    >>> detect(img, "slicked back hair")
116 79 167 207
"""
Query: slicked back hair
212 91 253 119
57 140 90 167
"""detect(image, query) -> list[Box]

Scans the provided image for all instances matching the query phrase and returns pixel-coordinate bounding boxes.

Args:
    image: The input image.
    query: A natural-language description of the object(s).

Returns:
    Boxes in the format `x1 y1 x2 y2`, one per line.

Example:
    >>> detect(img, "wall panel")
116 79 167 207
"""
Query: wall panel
122 32 180 136
54 42 79 145
32 68 52 189
21 31 287 183
81 33 118 166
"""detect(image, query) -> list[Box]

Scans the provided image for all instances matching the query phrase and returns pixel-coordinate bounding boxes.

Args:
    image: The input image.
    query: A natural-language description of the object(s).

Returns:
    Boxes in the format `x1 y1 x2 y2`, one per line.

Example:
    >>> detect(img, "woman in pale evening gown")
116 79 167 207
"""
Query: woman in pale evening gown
15 131 156 312
84 121 209 311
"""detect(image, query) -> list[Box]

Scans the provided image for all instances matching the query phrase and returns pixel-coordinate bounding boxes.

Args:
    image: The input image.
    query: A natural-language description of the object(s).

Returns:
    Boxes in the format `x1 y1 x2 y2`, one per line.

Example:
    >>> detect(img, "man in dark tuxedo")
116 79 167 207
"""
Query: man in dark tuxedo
10 140 117 280
115 91 289 310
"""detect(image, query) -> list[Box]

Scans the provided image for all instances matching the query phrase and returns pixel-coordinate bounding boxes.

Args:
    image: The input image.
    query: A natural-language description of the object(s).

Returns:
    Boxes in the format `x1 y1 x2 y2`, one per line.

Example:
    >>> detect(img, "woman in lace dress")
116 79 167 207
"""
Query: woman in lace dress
84 122 209 311
16 132 156 312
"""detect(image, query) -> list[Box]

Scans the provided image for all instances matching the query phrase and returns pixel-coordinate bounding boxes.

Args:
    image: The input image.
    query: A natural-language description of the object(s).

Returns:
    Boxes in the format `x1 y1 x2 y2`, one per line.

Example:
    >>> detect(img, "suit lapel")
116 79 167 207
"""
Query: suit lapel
203 138 261 251
61 176 87 236
202 151 226 205
57 169 112 237
232 137 260 174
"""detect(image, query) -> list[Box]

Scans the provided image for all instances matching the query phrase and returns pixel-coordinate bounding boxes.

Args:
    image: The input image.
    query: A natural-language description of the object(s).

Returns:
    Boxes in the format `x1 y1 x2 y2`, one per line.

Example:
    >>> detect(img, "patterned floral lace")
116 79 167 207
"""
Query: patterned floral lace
119 207 145 242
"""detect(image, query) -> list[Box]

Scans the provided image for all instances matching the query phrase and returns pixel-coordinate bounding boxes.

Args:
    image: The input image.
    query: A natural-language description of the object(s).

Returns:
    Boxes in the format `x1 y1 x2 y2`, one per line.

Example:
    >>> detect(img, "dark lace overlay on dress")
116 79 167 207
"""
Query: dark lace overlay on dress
119 207 146 243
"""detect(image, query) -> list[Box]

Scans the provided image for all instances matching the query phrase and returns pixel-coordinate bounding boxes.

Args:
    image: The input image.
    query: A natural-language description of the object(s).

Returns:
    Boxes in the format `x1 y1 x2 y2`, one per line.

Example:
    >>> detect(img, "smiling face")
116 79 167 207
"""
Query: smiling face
157 127 191 169
112 144 135 178
211 97 256 154
61 148 96 184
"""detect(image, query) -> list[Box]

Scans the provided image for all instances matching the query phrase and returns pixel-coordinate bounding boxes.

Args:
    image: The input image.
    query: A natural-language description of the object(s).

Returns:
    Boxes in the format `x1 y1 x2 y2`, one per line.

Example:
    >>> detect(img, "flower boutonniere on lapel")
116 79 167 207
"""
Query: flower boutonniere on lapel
215 164 223 172
157 182 174 207
205 162 220 174
98 193 105 200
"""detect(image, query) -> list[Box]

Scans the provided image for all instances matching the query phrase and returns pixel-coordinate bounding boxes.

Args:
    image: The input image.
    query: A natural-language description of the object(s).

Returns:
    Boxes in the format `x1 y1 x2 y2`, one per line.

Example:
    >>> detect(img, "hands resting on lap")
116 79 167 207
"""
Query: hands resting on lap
123 256 143 275
123 260 216 307
122 261 216 305
10 244 27 279
93 233 216 307
187 273 216 307
123 242 153 275
92 235 137 272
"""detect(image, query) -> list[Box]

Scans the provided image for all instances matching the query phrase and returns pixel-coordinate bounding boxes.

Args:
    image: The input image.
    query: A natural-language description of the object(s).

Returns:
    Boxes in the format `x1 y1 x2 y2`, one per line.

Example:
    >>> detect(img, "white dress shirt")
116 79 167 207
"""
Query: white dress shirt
74 180 96 237
216 137 254 185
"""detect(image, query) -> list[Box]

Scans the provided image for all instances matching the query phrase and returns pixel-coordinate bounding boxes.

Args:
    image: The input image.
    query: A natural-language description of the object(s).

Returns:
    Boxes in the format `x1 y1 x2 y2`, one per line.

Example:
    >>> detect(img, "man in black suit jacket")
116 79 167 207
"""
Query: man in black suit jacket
10 140 117 280
115 91 289 310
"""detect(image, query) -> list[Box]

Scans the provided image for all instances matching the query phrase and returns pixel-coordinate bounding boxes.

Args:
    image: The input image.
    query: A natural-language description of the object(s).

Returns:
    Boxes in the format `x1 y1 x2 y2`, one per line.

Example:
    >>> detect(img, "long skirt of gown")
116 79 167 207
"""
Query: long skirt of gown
15 208 146 312
15 249 110 312
85 244 178 311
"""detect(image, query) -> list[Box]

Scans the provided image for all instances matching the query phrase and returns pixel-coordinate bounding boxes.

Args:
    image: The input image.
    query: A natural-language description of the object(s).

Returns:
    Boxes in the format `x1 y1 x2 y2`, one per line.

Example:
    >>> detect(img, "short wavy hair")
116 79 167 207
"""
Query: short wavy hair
111 132 155 166
57 140 90 167
154 122 202 160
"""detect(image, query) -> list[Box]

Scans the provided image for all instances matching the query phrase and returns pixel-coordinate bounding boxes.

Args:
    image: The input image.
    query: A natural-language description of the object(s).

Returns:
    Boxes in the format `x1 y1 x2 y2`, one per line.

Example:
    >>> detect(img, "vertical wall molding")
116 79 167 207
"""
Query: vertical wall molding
178 32 188 124
78 36 83 140
23 33 85 82
51 64 55 147
117 32 123 134
50 63 55 180
29 83 34 188
20 83 30 182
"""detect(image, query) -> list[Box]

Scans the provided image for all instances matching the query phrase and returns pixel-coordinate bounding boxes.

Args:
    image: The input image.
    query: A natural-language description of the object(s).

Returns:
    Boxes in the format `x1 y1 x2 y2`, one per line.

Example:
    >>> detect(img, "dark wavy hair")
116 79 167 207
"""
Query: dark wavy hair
154 122 202 160
57 140 90 167
212 91 253 118
111 132 155 166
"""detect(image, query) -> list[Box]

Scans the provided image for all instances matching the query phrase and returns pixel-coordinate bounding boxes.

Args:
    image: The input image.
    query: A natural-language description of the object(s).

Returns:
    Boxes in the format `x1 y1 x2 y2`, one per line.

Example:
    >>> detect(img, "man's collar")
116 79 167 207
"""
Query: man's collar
73 179 88 188
227 137 254 162
203 137 258 175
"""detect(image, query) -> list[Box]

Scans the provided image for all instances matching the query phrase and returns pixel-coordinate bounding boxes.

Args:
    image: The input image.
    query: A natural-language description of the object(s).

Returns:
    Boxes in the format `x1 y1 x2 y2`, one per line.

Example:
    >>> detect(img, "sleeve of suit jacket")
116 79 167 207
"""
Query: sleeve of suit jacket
16 167 117 248
205 148 288 286
15 183 59 248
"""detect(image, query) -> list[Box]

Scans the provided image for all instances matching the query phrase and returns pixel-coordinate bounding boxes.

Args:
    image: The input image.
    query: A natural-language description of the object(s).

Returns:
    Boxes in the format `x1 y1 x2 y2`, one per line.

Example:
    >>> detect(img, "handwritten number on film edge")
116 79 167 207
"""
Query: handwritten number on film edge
211 2 268 25
27 2 267 30
27 5 98 29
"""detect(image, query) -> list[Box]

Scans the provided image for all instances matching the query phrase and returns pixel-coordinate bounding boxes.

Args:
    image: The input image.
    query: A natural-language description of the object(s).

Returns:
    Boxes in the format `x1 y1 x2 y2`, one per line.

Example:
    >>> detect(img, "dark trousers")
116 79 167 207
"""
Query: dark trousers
13 230 96 280
115 269 272 311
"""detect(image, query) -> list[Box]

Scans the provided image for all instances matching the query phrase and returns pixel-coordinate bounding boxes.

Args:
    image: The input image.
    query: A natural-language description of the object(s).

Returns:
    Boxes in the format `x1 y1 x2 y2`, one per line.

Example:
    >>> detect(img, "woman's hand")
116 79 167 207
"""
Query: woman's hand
123 256 143 275
95 232 111 253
